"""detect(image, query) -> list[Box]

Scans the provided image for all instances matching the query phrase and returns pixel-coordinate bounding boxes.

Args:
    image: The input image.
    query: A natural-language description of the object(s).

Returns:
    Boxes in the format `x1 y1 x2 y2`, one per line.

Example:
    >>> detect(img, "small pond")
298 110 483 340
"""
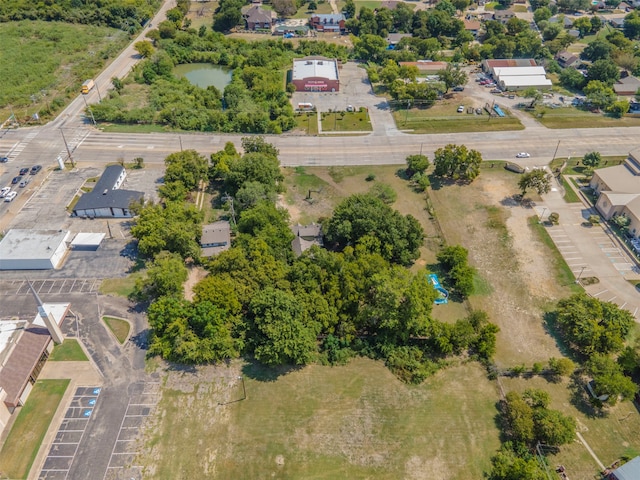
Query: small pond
173 63 233 90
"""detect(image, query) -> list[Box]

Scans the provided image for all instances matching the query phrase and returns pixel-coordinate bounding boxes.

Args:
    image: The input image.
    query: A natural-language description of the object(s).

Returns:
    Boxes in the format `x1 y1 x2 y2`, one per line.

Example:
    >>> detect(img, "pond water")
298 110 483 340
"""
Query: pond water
173 63 233 90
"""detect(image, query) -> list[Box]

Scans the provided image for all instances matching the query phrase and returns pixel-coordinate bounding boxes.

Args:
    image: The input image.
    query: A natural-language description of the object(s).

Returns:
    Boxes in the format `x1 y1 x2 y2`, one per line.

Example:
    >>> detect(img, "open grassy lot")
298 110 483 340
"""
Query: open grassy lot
186 0 219 29
393 98 524 133
293 112 319 135
100 271 145 297
321 111 372 132
528 106 640 129
142 359 500 479
502 376 640 479
103 316 131 344
49 339 88 362
0 379 70 479
0 21 128 123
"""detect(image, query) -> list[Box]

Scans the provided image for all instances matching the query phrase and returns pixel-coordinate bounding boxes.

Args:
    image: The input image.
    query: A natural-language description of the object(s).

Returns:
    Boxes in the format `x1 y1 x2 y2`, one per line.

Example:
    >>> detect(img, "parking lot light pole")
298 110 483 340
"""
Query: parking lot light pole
238 376 246 400
576 266 587 284
539 207 547 223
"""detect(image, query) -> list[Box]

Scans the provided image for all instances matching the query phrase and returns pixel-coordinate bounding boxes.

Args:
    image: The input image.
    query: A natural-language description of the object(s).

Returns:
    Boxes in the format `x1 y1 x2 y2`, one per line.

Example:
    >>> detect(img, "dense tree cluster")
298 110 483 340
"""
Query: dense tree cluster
436 245 476 299
433 144 482 182
0 0 163 32
586 354 638 406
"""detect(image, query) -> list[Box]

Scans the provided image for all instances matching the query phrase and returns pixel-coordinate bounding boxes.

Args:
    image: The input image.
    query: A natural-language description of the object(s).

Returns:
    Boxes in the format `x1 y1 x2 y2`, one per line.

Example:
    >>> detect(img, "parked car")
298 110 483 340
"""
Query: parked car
491 89 502 94
30 165 42 175
0 156 8 163
0 186 10 197
516 152 531 158
453 86 465 92
19 177 31 188
11 176 20 184
4 191 17 202
19 167 29 175
457 105 465 113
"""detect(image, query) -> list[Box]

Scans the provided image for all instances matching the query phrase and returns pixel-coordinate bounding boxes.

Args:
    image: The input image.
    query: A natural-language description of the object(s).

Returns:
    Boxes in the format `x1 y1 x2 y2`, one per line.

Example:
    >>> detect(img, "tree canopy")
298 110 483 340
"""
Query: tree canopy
433 144 483 182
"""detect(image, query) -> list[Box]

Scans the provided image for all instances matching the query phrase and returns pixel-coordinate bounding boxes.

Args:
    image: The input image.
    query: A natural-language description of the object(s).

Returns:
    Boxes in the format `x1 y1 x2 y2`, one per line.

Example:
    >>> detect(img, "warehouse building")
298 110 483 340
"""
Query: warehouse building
291 57 340 92
0 229 70 270
491 65 552 91
73 165 144 218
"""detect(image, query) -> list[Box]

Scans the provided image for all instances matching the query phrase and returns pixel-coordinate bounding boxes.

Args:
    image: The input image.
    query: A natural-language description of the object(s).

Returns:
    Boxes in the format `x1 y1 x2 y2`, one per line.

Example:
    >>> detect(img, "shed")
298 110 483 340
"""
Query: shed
70 232 106 251
608 456 640 480
0 229 70 270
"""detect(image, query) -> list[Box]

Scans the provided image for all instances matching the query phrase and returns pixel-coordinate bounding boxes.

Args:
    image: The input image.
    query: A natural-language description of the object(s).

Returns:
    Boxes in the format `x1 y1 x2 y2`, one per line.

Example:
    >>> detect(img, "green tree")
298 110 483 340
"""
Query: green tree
555 293 635 355
523 389 550 409
522 87 543 108
607 100 630 118
433 144 483 181
343 0 356 17
572 16 593 36
406 154 430 175
586 354 638 405
504 391 535 444
580 39 613 61
437 63 468 93
224 152 284 195
368 183 397 204
213 0 244 32
587 59 620 85
533 7 552 24
324 194 425 266
584 80 617 111
133 251 188 301
518 170 551 197
237 201 295 261
533 408 576 445
164 149 209 191
308 0 317 10
488 444 547 480
249 287 320 365
624 11 640 40
134 40 155 58
582 151 601 168
353 34 387 62
559 67 586 90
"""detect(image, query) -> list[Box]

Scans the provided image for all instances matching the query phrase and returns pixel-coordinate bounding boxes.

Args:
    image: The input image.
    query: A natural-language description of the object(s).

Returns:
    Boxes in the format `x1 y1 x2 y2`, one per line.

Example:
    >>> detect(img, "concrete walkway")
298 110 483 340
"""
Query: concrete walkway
537 169 640 320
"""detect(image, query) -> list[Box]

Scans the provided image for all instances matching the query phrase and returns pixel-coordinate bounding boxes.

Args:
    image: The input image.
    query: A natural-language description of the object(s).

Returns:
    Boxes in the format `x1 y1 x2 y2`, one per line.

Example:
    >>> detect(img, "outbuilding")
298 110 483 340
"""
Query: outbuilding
291 56 340 92
0 229 70 270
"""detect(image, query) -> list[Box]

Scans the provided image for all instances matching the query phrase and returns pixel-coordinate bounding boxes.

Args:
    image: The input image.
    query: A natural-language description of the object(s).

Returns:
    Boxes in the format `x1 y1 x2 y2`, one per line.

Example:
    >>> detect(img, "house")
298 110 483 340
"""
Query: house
549 15 574 28
386 33 412 47
242 5 275 31
463 19 481 38
618 1 632 11
555 51 579 68
200 221 231 257
590 151 640 239
309 13 346 33
291 223 323 256
567 29 581 38
477 12 494 21
72 165 144 218
493 9 516 23
609 16 625 29
613 72 640 96
607 456 640 480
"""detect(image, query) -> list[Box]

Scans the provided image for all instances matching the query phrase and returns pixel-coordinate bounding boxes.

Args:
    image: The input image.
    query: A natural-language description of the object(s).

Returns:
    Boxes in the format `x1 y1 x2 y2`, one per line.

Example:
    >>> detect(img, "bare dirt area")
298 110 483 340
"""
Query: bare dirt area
183 265 208 301
429 169 572 367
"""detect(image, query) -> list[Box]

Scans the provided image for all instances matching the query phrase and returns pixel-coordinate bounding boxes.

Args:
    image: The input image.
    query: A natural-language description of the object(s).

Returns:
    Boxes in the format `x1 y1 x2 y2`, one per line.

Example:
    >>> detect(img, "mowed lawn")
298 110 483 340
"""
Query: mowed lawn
529 106 640 129
0 379 70 479
143 359 500 479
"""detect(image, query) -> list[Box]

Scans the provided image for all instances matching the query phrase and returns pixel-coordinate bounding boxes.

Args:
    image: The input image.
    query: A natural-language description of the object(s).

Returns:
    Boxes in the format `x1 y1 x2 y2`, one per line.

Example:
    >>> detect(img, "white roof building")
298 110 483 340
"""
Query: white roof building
0 230 70 270
493 66 547 77
498 75 553 90
292 58 339 82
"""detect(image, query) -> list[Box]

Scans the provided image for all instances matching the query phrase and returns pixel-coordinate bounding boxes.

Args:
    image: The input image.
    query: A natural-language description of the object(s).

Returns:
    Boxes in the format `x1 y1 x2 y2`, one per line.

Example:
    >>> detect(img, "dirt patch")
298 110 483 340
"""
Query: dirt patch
184 265 208 301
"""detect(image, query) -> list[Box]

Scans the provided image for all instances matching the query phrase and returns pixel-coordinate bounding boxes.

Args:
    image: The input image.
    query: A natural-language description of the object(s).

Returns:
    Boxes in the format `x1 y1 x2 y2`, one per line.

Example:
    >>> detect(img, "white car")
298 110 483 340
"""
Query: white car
457 105 464 113
4 191 17 202
516 152 531 158
0 186 10 198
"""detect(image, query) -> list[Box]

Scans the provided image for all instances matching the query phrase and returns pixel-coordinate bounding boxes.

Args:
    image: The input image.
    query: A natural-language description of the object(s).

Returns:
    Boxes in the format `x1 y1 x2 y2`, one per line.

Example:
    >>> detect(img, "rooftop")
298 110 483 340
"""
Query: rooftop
0 229 70 264
611 456 640 480
293 57 339 81
74 189 144 213
201 221 231 257
595 164 640 194
94 164 124 192
493 66 547 77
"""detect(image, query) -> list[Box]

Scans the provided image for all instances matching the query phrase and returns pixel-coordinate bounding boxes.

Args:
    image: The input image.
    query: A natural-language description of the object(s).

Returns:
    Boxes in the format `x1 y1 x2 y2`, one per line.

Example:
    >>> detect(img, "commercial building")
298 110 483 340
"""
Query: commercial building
0 229 70 270
591 151 640 239
482 58 537 76
201 221 231 257
484 63 552 91
73 165 144 218
291 57 340 92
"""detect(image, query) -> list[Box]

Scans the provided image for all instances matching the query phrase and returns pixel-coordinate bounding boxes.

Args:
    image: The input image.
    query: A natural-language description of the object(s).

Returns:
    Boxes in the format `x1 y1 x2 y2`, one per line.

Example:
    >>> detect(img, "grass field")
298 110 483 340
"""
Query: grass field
321 111 372 132
0 379 70 479
142 359 500 479
294 112 319 135
0 21 128 123
100 271 144 297
103 316 131 344
49 339 88 362
529 106 640 129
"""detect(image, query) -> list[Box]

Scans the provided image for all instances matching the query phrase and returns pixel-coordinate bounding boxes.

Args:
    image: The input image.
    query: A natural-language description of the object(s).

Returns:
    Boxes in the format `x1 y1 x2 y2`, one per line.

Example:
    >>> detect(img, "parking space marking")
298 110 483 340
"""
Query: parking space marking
0 278 102 296
39 386 101 480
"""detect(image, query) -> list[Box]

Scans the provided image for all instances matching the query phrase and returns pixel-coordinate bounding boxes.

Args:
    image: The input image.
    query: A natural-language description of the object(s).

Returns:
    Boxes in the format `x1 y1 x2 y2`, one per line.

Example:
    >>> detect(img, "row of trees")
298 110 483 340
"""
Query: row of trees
0 0 164 32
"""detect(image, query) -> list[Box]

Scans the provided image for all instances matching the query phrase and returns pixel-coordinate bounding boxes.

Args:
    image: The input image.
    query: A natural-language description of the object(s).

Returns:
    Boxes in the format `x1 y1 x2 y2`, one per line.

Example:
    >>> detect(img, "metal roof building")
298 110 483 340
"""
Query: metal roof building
0 229 70 270
291 57 340 92
609 456 640 480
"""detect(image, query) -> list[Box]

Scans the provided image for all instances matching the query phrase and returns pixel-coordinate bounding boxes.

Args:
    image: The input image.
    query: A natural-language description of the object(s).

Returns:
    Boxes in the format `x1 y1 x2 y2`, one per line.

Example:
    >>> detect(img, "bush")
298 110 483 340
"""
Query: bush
548 212 559 225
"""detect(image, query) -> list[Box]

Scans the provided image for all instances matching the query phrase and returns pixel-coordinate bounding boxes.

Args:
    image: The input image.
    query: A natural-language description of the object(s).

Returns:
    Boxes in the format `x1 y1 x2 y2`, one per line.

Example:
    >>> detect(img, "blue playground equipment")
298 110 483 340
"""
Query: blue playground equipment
493 105 506 117
427 274 449 305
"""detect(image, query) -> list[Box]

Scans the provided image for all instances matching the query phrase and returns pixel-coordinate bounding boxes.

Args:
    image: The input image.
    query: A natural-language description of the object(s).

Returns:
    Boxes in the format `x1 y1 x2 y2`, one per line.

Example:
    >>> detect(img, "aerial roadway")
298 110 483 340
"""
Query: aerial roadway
0 0 638 171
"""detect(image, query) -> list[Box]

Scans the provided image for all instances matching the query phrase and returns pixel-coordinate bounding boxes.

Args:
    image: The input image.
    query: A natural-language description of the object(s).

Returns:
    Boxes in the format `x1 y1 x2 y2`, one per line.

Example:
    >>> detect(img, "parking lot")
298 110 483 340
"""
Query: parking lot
38 386 102 480
0 278 102 295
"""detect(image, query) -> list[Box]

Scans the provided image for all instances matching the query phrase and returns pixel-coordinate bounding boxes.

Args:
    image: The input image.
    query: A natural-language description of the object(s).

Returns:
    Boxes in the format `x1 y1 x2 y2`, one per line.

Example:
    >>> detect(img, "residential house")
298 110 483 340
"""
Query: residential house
568 29 581 38
590 151 640 239
618 1 632 11
386 33 412 47
242 5 275 31
200 221 231 257
309 14 346 33
549 15 574 28
609 16 625 29
613 72 640 96
555 51 579 68
291 223 323 256
463 19 481 38
493 9 516 24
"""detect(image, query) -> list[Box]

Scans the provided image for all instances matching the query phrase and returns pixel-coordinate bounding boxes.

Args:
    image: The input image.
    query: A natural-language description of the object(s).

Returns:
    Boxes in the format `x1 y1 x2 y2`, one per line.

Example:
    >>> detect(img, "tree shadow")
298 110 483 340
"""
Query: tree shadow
396 168 410 180
499 195 520 208
165 362 199 375
130 328 150 350
542 311 573 360
568 374 608 419
241 357 304 383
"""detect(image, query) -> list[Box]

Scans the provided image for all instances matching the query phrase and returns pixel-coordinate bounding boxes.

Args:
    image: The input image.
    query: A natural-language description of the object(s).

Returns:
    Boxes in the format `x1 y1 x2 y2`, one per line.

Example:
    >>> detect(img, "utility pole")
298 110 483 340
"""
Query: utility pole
106 221 113 239
552 140 561 162
222 193 236 225
59 129 75 167
238 376 246 400
95 82 102 101
179 135 183 152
